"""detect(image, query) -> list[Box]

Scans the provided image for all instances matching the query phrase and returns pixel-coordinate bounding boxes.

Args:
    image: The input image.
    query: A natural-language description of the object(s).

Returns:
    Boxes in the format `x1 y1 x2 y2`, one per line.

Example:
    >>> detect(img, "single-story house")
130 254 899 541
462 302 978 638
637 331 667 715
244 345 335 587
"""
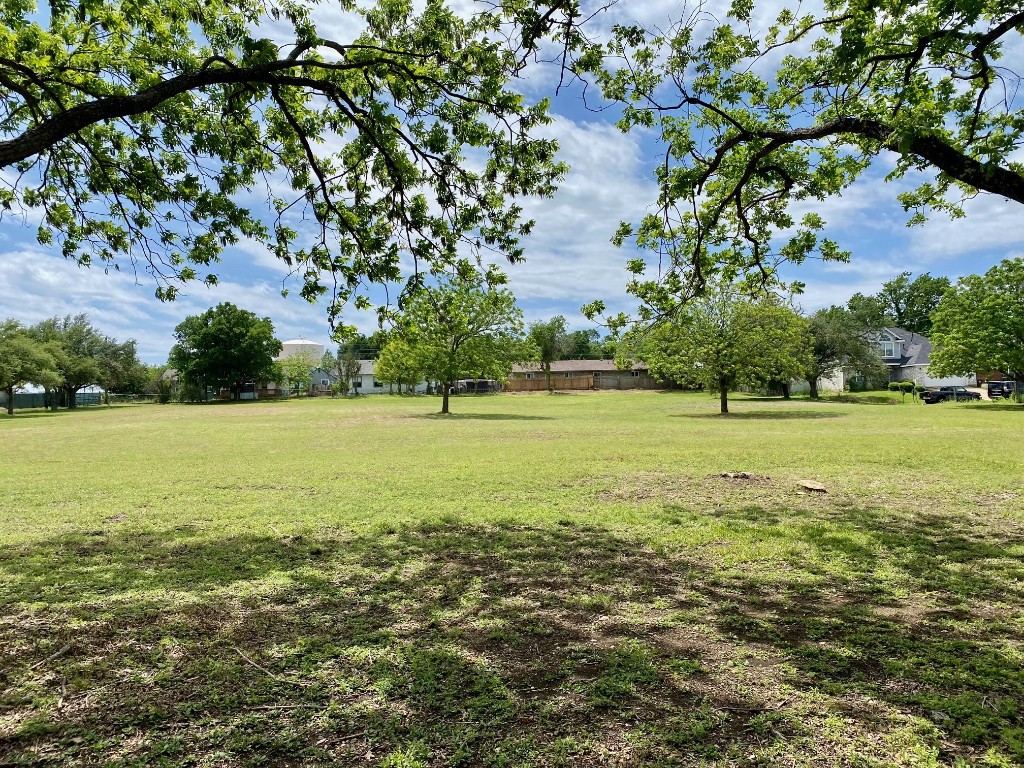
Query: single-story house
345 360 429 394
507 360 658 391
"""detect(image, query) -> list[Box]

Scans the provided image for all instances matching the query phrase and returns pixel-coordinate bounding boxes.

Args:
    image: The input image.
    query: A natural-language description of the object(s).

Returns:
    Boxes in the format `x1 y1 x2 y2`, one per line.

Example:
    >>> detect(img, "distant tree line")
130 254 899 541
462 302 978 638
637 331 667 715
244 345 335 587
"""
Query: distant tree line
1 315 151 415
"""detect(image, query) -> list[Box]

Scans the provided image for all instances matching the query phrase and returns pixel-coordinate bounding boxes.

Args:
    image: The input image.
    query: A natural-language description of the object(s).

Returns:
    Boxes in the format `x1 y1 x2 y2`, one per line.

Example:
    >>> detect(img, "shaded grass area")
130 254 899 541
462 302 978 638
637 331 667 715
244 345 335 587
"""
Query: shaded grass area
2 392 1023 766
3 511 1023 766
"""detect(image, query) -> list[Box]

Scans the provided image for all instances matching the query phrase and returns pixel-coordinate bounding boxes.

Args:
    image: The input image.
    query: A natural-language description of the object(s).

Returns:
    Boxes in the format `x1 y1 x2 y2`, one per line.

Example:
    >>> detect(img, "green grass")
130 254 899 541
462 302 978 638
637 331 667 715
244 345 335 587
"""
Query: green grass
1 391 1022 766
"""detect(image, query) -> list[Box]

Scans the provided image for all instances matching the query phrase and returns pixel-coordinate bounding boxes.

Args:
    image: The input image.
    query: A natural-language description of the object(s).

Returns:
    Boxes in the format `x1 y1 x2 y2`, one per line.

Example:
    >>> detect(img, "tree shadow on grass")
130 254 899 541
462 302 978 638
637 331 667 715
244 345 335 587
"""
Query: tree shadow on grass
411 413 554 420
1 509 1022 766
672 410 842 420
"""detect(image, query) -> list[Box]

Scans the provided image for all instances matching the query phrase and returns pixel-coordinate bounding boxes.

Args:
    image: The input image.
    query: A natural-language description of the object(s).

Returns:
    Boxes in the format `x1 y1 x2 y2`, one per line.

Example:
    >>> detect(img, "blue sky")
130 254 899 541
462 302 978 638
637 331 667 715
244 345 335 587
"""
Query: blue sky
1 0 1021 363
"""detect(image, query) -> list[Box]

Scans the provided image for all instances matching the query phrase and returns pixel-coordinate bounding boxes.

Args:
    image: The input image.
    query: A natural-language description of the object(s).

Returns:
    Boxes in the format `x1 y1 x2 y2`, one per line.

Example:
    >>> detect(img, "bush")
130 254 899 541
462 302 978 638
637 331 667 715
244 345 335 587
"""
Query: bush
886 379 916 393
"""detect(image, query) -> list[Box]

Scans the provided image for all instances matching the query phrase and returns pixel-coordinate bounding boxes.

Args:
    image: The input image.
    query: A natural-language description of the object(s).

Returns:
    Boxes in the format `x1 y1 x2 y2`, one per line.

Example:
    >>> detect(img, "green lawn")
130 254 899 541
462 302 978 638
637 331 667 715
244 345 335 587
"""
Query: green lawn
1 392 1022 767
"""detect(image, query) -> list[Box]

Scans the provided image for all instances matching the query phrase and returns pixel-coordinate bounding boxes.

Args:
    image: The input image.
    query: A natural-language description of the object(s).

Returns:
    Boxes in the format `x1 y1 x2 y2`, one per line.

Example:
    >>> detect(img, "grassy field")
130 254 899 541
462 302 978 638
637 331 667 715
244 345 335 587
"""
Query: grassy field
1 391 1022 767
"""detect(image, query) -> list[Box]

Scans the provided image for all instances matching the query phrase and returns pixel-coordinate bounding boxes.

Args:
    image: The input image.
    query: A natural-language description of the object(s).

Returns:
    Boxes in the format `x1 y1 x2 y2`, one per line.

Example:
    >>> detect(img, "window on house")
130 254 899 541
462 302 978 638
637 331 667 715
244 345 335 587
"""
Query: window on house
593 371 601 377
564 372 573 378
353 380 361 388
879 340 897 357
373 381 384 388
525 372 536 379
321 379 329 386
631 370 641 377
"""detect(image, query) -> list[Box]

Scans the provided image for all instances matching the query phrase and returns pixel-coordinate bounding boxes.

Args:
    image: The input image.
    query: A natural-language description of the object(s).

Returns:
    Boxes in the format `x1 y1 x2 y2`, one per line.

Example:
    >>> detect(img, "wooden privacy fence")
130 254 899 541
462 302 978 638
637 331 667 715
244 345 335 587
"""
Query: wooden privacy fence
506 375 594 392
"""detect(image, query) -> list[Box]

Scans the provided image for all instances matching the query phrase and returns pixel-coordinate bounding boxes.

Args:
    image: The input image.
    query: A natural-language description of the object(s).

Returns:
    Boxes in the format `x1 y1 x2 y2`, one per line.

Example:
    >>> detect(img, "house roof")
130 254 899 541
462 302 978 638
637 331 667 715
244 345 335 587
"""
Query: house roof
511 359 647 373
873 327 933 368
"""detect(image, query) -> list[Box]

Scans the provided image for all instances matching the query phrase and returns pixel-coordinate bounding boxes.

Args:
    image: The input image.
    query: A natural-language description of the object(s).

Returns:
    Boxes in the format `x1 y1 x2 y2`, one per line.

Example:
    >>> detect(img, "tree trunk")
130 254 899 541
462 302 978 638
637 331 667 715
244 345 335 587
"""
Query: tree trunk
781 382 791 399
441 382 451 414
719 379 729 414
5 385 13 415
808 377 819 399
545 363 553 392
65 386 77 409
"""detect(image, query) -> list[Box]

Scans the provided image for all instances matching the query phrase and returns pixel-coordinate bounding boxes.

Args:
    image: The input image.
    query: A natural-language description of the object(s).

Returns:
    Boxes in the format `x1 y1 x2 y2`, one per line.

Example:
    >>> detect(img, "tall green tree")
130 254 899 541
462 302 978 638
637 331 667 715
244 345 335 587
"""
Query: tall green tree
0 321 61 415
527 316 568 392
846 293 893 332
804 307 885 399
30 315 111 408
564 329 603 359
640 287 810 414
0 0 583 326
583 1 1024 321
96 340 146 396
876 273 952 336
403 266 529 414
930 258 1024 387
168 303 281 400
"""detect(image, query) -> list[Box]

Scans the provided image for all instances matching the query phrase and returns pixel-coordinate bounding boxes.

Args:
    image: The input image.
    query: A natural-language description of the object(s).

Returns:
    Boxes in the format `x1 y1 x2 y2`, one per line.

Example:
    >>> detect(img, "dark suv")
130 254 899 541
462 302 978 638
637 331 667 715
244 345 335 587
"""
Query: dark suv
987 380 1017 399
922 386 982 404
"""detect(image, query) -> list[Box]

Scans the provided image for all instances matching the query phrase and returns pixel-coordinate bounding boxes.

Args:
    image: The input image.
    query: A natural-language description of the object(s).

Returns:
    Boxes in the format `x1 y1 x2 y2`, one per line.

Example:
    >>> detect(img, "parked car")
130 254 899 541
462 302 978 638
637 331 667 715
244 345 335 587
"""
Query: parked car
987 380 1018 399
922 386 982 404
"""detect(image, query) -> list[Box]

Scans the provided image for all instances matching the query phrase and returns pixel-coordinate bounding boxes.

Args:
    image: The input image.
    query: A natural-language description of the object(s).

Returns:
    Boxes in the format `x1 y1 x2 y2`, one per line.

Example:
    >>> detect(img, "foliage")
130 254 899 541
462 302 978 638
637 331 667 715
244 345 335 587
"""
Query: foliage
930 258 1024 384
168 302 281 399
337 334 381 360
526 315 568 391
28 314 133 408
337 349 362 396
845 293 892 332
278 349 320 396
582 1 1024 323
0 320 60 414
875 272 952 336
0 0 586 328
375 337 424 393
96 340 146 395
640 286 810 413
805 306 885 398
320 350 337 374
402 265 529 413
887 379 920 401
564 328 605 359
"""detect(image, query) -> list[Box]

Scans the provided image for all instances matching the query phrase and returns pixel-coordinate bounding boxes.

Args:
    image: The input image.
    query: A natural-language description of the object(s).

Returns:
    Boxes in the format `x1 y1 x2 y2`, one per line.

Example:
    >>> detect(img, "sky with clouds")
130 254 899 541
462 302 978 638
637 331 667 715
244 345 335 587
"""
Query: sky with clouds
1 0 1021 362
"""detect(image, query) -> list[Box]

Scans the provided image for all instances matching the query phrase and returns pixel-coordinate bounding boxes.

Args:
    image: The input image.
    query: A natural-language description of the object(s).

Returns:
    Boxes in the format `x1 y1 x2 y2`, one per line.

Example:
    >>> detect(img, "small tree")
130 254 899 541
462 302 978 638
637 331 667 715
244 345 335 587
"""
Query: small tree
278 349 320 396
375 338 424 394
337 349 362 397
527 316 569 392
641 287 811 414
403 267 529 414
930 258 1024 395
168 303 281 400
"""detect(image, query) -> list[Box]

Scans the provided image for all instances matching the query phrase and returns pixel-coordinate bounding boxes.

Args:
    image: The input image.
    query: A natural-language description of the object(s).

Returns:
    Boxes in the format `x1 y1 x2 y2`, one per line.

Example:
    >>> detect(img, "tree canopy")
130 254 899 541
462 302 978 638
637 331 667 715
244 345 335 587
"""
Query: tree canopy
0 0 588 328
28 314 141 408
168 302 281 399
639 286 810 413
401 266 528 413
583 0 1024 322
804 306 885 398
0 321 60 414
930 258 1024 383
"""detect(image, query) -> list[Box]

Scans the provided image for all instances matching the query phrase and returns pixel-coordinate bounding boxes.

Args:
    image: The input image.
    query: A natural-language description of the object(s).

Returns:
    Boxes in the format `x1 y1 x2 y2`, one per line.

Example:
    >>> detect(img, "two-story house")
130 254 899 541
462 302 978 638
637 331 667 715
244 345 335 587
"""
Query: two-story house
866 327 974 387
